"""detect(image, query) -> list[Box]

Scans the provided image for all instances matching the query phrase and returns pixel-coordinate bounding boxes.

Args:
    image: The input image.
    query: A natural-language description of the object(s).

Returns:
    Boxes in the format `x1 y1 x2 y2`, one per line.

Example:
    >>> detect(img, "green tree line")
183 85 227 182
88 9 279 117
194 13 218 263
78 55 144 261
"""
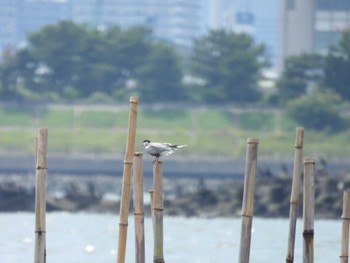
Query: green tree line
0 21 349 131
0 21 265 103
276 28 350 132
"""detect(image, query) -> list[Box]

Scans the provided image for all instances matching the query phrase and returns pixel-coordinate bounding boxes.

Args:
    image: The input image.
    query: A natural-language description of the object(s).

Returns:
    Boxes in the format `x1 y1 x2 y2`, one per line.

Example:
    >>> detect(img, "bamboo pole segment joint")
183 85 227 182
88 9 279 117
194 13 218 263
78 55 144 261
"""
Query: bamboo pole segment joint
341 216 350 220
289 200 299 205
35 230 46 234
153 260 165 263
303 230 314 236
340 256 349 259
286 257 293 263
123 161 133 165
294 145 303 149
241 213 253 218
134 212 144 216
119 222 129 227
154 207 164 211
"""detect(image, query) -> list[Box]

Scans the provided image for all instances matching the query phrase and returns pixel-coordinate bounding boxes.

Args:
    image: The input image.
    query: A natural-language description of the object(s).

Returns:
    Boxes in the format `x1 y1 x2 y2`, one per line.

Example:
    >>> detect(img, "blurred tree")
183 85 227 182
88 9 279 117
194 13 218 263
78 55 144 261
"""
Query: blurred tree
324 29 350 100
67 26 153 99
277 53 324 103
286 92 347 132
0 22 184 102
28 21 91 97
135 42 185 102
190 30 266 103
27 23 152 98
0 49 37 101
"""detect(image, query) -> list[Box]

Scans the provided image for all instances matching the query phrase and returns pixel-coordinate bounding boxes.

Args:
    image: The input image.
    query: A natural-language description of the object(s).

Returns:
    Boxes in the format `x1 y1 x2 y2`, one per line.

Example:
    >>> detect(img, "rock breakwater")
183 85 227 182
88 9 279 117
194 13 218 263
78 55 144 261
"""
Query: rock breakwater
0 168 348 219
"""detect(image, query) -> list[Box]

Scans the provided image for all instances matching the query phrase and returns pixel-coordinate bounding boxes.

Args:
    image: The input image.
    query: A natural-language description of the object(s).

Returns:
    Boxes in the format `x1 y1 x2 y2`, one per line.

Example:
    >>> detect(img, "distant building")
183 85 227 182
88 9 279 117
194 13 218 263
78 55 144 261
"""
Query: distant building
18 0 71 41
278 0 350 72
72 0 201 48
207 0 278 69
0 0 19 58
0 0 202 61
0 0 70 61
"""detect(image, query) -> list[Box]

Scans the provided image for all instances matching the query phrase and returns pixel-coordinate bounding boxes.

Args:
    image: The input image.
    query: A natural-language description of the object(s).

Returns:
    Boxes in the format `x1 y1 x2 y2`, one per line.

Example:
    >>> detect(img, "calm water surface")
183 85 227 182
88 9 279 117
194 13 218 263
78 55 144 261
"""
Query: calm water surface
0 212 340 263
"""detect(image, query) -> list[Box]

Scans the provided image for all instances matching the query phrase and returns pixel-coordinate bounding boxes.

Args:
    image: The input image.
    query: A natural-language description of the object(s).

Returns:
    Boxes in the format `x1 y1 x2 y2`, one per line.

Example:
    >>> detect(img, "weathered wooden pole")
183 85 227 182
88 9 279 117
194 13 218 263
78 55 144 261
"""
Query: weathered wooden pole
149 189 155 234
34 128 48 263
340 191 350 263
153 161 165 263
133 152 145 263
117 96 138 263
303 158 315 263
238 138 259 263
286 127 304 263
149 189 155 215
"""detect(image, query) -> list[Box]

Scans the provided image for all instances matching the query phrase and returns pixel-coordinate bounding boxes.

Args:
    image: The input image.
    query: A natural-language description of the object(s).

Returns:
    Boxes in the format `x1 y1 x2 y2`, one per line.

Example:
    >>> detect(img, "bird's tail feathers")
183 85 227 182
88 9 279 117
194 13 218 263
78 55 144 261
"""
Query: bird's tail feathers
175 144 187 148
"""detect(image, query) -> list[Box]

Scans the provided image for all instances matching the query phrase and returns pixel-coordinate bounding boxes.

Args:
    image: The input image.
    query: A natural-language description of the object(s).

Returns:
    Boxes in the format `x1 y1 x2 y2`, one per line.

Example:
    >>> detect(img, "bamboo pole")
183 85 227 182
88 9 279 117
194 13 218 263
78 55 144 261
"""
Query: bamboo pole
238 138 259 263
133 152 145 263
153 161 165 263
340 191 350 263
149 189 155 234
286 127 304 263
117 96 139 263
303 158 315 263
34 128 48 263
149 189 155 214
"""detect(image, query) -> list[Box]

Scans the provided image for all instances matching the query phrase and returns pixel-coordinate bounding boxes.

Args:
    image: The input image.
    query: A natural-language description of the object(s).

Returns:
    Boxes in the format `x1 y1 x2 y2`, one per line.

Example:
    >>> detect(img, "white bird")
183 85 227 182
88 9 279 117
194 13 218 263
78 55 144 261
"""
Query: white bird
142 139 187 162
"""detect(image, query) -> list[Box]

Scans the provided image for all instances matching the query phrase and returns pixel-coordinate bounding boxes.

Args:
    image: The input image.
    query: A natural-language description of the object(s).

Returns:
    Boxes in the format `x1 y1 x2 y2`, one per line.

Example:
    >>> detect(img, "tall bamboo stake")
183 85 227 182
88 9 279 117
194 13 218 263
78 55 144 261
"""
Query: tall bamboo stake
303 158 315 263
149 189 155 235
340 191 350 263
153 161 165 263
286 127 304 263
133 152 145 263
34 128 48 263
117 96 139 263
238 138 259 263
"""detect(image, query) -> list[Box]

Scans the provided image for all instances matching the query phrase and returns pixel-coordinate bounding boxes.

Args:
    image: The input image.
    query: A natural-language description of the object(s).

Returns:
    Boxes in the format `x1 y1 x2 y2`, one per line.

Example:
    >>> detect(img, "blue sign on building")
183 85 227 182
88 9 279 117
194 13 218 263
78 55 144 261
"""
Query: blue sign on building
235 12 255 25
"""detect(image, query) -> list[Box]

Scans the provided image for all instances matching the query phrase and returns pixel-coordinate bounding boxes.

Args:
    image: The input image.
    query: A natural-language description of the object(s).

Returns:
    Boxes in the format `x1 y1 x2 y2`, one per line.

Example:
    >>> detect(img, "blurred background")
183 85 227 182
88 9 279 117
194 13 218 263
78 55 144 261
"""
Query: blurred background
0 0 350 156
0 0 350 213
1 0 350 213
1 1 350 262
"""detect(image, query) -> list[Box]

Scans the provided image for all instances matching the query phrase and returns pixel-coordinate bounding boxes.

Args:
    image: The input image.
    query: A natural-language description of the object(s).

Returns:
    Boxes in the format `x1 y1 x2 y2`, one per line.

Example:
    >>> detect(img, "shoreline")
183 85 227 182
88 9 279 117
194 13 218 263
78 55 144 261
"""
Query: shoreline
0 167 348 219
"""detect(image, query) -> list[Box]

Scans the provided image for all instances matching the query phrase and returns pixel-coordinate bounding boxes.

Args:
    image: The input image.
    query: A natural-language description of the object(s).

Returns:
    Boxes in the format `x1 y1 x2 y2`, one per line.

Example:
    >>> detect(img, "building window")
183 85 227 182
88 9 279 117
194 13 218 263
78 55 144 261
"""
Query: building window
314 30 340 51
287 0 295 10
316 0 350 11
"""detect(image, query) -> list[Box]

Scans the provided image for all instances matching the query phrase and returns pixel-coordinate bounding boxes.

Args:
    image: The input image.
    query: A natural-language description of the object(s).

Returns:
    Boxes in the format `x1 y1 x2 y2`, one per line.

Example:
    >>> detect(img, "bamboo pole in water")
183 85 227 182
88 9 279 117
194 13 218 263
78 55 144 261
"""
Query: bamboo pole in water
340 191 350 263
149 189 155 214
303 158 315 263
149 189 155 234
133 152 145 263
34 129 48 263
238 138 259 263
286 127 304 263
153 161 165 263
117 96 139 263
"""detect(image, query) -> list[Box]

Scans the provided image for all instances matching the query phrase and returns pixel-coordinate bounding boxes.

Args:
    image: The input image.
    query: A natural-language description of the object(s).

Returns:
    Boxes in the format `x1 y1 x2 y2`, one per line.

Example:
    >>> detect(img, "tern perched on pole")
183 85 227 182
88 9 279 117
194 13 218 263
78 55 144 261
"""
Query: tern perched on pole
142 139 187 162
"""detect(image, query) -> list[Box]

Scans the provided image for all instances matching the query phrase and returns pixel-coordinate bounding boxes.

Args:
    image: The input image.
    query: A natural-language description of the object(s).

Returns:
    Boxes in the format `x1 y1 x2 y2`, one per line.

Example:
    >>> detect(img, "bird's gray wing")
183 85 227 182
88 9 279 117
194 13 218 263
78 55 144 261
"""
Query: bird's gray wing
146 143 169 155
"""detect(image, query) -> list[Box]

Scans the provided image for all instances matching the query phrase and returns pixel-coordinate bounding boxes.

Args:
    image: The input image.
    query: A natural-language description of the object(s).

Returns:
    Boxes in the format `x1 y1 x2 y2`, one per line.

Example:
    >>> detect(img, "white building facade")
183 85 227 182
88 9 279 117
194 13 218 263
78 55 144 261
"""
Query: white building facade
278 0 350 72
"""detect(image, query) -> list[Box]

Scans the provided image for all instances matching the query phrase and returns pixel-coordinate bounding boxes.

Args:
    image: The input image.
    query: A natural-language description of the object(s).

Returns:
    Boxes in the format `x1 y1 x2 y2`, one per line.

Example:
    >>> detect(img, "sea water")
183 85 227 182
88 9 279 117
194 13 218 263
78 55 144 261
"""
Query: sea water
0 212 340 263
